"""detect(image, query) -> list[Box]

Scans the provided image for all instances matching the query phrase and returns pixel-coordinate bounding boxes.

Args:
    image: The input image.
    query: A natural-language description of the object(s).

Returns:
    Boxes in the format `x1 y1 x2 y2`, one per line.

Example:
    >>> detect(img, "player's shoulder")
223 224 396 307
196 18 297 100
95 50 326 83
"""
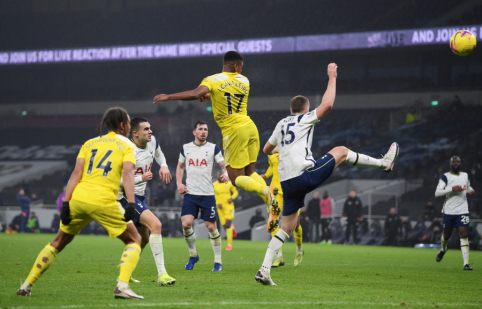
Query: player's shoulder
115 134 135 149
203 73 229 83
147 136 159 149
234 73 250 86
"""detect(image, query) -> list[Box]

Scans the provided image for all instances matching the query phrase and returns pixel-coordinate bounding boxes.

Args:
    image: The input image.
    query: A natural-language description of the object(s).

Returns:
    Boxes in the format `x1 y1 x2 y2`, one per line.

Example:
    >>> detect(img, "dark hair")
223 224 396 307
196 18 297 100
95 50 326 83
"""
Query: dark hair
193 121 208 130
224 51 243 64
96 107 130 137
290 95 310 113
130 117 148 133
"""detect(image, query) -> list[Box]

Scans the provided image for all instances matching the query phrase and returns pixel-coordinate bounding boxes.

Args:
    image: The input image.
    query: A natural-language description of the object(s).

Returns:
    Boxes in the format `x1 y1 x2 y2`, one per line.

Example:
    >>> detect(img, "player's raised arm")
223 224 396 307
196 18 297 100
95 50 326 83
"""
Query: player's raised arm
153 86 210 104
315 63 337 120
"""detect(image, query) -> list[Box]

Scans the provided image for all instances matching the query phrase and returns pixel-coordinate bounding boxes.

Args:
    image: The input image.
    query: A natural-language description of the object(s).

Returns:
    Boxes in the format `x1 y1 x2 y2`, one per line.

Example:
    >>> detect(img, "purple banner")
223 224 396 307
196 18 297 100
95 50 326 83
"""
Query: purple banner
0 25 479 66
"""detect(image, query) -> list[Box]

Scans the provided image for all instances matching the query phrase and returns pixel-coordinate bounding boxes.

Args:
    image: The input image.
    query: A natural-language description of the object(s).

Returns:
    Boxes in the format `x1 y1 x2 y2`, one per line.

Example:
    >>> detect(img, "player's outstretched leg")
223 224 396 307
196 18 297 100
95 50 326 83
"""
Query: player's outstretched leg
341 143 399 172
294 224 304 267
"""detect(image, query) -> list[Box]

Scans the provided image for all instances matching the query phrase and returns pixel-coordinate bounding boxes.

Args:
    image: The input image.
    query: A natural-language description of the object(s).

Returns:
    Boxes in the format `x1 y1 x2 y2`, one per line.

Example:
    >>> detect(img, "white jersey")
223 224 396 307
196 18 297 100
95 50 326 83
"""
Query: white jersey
435 171 473 215
179 141 224 196
268 111 319 182
117 136 167 199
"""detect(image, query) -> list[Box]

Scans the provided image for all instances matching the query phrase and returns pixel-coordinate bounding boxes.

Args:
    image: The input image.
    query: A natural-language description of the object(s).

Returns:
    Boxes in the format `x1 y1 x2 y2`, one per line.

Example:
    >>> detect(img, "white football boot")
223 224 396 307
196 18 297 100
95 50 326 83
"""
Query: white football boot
255 269 277 286
381 142 399 172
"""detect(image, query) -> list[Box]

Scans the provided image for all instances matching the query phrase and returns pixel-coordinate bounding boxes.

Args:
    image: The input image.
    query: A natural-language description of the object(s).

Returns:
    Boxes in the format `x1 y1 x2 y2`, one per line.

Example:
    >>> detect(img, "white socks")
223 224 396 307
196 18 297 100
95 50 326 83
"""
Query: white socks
183 228 197 257
460 238 469 266
209 229 222 264
262 229 289 274
149 234 167 277
346 150 382 169
441 235 449 252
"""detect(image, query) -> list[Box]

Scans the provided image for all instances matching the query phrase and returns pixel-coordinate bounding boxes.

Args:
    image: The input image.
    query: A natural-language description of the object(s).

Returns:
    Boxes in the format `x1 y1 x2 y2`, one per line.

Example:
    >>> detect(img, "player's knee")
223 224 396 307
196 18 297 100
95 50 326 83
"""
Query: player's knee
206 222 216 232
152 220 162 234
333 146 349 158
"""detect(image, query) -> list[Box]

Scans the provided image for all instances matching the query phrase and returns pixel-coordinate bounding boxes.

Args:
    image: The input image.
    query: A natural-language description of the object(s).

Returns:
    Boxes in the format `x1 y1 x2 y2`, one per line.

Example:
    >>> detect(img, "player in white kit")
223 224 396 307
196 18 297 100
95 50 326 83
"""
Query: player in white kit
255 63 400 285
177 121 229 272
117 117 176 286
435 156 476 270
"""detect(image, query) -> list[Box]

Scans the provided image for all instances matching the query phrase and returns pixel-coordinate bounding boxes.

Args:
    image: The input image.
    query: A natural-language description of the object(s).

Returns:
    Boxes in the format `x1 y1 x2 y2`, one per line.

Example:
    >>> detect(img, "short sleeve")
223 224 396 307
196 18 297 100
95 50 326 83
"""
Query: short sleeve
179 145 186 163
299 111 319 125
76 143 87 159
440 174 448 185
268 125 279 146
214 145 224 163
199 76 213 91
123 144 137 165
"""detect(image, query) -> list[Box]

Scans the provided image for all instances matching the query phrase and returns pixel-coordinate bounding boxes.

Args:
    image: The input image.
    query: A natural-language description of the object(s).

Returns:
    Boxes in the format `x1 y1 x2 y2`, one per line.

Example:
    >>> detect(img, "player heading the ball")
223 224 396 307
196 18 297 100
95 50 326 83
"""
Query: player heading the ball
153 51 280 230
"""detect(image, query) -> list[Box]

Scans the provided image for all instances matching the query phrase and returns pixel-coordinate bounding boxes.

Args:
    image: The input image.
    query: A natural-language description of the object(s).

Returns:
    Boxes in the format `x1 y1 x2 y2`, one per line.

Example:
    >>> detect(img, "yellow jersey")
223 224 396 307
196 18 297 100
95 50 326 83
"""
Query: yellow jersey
199 72 252 134
213 181 239 206
265 153 281 191
72 132 136 207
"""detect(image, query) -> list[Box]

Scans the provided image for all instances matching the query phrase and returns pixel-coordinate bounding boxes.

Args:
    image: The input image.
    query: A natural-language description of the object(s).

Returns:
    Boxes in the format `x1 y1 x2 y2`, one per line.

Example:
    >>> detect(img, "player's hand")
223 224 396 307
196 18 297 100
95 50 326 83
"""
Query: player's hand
272 146 279 154
220 172 229 183
327 63 337 79
199 93 211 102
153 94 169 104
122 203 136 222
342 216 347 221
159 166 172 184
228 198 233 204
142 171 153 182
60 201 72 225
260 174 267 180
470 190 476 196
218 203 223 209
452 185 463 192
177 183 187 194
305 216 309 221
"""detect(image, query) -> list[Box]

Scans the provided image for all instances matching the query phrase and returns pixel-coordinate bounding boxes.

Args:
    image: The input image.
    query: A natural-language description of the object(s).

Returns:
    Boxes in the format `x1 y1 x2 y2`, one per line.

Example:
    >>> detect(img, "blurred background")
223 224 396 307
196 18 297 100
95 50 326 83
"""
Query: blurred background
0 0 481 249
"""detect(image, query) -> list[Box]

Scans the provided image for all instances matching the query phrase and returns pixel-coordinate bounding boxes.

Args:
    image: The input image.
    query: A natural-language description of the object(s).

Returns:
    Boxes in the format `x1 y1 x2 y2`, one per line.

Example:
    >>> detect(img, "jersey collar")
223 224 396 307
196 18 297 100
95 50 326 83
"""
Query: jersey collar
131 138 147 149
450 171 460 176
193 141 207 147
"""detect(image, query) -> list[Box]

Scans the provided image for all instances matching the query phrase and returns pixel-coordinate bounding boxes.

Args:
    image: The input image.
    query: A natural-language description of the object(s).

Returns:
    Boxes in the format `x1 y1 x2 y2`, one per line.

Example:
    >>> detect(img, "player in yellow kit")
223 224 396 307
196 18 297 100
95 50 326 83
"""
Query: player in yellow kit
153 51 280 229
213 171 239 251
262 148 304 267
16 107 145 300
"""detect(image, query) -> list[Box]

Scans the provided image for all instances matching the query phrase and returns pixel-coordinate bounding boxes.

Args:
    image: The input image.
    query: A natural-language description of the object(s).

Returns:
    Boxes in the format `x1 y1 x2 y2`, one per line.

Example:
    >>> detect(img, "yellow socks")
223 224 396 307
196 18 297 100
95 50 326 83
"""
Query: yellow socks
250 172 269 204
235 175 265 195
294 225 303 248
226 227 234 246
26 243 58 285
119 243 141 283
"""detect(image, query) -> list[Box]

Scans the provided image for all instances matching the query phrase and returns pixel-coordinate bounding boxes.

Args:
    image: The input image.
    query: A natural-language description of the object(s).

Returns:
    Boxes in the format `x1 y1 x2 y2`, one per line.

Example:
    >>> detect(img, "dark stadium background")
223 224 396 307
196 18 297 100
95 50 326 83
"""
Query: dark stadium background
0 0 481 248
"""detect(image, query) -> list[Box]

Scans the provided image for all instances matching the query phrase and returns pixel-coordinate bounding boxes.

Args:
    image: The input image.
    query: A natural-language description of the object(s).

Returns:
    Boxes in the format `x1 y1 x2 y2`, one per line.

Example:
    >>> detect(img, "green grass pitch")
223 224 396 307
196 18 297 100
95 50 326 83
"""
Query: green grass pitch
0 233 481 308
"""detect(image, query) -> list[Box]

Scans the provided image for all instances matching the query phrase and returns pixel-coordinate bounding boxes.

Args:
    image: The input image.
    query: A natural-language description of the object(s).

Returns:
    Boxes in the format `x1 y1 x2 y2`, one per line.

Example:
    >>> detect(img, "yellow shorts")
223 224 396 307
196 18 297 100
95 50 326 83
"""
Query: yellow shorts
217 204 235 226
60 199 128 238
223 121 260 169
